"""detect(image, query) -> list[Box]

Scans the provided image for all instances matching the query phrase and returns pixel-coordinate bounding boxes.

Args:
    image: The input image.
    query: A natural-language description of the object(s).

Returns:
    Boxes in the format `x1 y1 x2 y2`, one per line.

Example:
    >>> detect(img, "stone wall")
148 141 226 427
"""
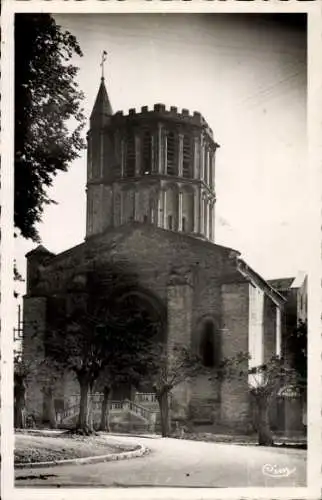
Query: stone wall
220 282 251 429
23 225 257 429
167 278 193 421
23 296 47 418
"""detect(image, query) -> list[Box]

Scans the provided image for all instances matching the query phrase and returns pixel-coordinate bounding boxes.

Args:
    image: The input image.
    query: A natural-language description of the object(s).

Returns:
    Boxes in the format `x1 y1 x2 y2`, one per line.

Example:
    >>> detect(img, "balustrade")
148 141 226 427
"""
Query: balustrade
135 392 158 404
58 393 159 424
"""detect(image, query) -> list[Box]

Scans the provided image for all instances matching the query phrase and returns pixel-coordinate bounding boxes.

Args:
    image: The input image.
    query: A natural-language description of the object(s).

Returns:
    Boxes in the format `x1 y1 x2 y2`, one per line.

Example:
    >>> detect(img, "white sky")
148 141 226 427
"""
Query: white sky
15 13 308 296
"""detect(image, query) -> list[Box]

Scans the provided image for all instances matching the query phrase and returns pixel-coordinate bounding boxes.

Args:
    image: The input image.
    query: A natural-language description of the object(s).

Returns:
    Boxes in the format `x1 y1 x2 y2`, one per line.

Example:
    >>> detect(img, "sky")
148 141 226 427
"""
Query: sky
15 13 308 298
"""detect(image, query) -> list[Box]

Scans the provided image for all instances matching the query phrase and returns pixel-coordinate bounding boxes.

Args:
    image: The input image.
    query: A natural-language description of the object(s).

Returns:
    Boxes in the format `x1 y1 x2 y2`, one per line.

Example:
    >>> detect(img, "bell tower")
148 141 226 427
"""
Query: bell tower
86 70 220 242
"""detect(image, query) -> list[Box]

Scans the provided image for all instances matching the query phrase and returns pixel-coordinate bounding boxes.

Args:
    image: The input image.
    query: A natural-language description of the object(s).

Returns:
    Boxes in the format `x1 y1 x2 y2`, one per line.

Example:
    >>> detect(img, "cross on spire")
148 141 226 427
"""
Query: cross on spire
100 50 108 79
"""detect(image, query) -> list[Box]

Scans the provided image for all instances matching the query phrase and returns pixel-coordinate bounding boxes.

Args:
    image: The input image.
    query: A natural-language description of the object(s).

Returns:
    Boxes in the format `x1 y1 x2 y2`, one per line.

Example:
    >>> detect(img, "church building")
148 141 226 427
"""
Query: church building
22 76 285 432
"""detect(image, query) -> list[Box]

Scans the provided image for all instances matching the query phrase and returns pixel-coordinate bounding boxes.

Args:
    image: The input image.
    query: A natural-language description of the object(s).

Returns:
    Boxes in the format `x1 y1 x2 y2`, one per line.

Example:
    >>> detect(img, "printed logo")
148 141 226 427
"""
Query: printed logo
262 464 296 478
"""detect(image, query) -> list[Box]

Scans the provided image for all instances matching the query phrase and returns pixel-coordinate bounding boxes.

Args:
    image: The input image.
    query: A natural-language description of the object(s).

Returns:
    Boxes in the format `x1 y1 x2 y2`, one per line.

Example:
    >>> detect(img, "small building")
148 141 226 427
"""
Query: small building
268 273 307 434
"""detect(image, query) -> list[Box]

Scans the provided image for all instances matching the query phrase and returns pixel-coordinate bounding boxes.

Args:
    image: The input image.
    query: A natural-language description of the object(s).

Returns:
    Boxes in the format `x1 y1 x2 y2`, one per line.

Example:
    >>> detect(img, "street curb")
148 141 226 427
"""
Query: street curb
15 443 148 469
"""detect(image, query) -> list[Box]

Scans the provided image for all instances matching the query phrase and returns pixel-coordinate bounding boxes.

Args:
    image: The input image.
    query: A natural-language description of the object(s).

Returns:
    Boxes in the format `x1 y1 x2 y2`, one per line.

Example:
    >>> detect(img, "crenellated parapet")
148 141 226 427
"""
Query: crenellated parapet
112 103 218 146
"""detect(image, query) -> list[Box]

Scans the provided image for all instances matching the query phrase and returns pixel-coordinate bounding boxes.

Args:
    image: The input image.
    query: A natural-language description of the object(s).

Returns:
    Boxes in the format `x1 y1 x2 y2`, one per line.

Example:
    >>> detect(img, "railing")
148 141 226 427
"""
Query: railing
59 393 159 423
111 401 124 411
123 399 153 421
135 392 158 404
57 404 79 423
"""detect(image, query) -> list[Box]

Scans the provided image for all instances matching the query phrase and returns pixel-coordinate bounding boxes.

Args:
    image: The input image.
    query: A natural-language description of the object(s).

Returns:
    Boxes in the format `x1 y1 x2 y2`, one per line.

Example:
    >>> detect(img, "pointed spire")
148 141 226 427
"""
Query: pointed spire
90 77 113 128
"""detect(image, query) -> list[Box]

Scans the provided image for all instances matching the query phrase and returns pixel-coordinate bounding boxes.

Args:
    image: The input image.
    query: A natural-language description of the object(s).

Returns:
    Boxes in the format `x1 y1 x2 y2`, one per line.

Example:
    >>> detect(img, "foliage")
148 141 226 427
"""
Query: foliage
148 343 204 395
14 260 24 283
144 343 204 437
44 280 161 432
15 14 85 241
248 356 300 398
210 352 301 446
14 260 25 298
14 350 63 428
213 352 301 395
288 319 307 382
46 299 157 386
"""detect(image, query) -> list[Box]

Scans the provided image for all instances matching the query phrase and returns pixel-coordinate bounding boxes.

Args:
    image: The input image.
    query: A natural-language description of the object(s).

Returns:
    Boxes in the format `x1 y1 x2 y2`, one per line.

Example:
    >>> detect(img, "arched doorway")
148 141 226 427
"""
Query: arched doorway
102 286 167 399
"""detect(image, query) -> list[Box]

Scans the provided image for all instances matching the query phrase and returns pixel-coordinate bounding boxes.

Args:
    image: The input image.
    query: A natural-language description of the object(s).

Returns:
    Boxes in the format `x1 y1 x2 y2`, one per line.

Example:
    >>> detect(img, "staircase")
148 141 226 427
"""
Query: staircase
57 393 159 433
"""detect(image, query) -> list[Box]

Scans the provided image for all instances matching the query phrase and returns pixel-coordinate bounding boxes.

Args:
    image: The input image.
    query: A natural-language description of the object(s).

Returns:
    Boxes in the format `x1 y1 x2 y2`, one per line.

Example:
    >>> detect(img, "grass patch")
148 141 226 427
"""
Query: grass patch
15 433 135 465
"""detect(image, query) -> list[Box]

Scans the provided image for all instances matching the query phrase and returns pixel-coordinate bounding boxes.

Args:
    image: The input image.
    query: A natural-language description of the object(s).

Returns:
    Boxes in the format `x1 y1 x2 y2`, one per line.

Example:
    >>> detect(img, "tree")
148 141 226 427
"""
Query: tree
45 293 160 435
288 319 307 382
14 352 62 429
248 357 299 446
15 14 85 242
95 372 113 433
214 353 299 446
14 260 25 298
94 314 159 433
14 355 28 429
146 343 203 438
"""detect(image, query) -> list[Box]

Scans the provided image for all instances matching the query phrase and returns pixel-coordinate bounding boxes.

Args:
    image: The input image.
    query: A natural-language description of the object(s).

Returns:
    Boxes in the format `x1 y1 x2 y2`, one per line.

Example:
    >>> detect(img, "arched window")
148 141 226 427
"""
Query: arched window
203 198 208 237
87 192 94 234
124 189 135 222
125 133 136 177
166 132 177 176
209 204 214 241
142 130 152 175
182 189 194 233
182 136 192 178
209 152 214 189
113 192 121 226
204 147 208 184
113 132 122 178
200 321 215 367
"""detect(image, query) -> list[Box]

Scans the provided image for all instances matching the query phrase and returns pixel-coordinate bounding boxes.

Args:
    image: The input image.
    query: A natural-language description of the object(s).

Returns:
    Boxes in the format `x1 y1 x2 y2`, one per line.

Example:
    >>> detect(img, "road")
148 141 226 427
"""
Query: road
15 434 306 488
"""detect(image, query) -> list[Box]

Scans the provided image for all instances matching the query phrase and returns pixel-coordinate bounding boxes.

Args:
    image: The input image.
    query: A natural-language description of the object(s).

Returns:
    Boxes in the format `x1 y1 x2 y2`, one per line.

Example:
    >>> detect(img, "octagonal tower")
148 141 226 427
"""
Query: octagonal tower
86 77 220 242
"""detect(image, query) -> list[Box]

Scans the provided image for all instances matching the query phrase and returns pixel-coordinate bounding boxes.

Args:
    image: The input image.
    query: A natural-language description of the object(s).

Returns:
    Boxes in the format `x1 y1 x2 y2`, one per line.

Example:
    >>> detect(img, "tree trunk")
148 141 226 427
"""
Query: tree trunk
77 374 94 434
256 396 274 446
14 378 26 429
43 387 57 429
99 385 111 432
14 391 26 429
157 391 170 437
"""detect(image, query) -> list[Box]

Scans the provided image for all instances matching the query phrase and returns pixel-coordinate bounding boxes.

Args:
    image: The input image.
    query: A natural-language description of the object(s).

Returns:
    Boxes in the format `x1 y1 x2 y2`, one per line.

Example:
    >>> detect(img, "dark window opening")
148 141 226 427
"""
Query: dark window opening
182 217 186 232
168 214 173 230
142 130 152 175
143 214 148 223
209 155 214 189
200 321 215 367
203 147 208 184
167 132 177 176
125 133 136 177
182 136 192 178
150 206 155 223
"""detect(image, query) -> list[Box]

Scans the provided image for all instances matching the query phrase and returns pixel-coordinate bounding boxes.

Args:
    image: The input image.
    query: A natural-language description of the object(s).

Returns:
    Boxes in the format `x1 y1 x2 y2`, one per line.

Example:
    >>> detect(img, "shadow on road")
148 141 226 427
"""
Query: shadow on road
16 474 58 481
